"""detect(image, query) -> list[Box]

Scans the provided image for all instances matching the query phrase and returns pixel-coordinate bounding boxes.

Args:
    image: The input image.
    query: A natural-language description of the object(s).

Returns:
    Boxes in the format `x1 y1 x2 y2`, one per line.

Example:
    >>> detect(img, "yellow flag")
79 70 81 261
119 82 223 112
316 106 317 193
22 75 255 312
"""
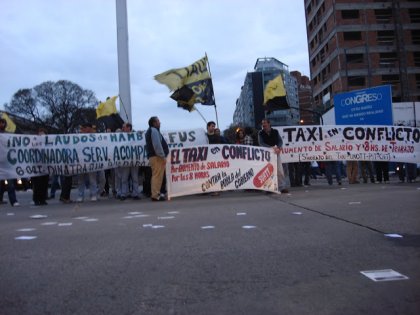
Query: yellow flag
263 75 287 105
154 56 211 91
96 96 118 119
1 112 16 133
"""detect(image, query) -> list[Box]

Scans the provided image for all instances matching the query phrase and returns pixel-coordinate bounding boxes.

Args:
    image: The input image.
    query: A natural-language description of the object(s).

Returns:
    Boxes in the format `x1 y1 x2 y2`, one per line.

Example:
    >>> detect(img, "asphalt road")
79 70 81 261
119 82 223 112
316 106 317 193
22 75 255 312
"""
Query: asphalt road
1 177 419 315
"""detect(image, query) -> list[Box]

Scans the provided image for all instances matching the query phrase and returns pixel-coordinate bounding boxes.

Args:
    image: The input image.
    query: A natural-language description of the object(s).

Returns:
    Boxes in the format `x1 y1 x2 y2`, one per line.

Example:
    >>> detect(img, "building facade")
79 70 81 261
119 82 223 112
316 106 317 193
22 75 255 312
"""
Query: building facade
290 71 319 125
233 57 300 128
304 0 420 112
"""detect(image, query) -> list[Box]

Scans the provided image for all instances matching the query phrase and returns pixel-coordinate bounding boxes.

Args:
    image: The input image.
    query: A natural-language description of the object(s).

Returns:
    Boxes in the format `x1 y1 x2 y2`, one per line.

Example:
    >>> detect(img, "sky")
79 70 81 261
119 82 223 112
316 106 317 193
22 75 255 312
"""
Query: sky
0 0 310 131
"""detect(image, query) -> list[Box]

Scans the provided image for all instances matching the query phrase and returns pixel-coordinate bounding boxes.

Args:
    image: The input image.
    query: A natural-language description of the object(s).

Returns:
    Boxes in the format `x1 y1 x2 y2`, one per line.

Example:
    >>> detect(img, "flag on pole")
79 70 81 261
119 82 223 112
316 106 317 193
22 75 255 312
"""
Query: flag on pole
1 112 16 133
154 56 215 108
96 96 124 131
263 74 289 111
96 96 118 119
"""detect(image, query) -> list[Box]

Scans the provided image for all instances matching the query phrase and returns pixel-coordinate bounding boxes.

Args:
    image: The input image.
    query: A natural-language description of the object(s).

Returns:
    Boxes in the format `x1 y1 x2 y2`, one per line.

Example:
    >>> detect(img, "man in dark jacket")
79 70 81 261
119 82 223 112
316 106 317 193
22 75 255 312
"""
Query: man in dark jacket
258 118 289 193
145 116 169 201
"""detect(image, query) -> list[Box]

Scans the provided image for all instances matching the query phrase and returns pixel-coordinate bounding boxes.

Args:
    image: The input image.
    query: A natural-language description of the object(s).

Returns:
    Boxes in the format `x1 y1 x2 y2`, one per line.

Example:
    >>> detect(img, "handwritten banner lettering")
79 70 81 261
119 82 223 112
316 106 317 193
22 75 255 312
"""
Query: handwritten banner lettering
166 144 278 198
275 125 420 163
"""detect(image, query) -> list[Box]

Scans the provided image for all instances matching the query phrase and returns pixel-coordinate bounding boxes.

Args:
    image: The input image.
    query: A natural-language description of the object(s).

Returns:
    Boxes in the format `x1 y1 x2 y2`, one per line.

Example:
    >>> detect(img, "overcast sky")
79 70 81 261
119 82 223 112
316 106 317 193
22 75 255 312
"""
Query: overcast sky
0 0 310 131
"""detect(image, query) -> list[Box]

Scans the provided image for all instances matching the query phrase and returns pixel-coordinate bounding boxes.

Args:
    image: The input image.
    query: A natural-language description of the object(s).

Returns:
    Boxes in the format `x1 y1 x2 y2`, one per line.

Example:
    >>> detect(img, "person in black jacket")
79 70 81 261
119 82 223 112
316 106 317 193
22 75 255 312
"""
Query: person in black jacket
258 118 289 193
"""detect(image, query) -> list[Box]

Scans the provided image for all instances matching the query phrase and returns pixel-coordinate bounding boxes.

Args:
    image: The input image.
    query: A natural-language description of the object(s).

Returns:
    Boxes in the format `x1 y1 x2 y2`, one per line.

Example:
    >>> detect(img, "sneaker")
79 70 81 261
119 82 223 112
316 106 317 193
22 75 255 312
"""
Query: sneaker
90 196 97 202
76 197 83 203
12 202 20 207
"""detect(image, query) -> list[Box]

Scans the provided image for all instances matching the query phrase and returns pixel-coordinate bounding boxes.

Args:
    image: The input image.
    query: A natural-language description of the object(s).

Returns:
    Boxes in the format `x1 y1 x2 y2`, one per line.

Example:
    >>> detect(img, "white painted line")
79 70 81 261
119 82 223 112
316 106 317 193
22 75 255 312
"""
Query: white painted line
142 224 153 227
236 212 247 216
158 216 175 220
41 222 58 226
167 211 179 214
83 218 98 222
242 225 257 229
74 216 89 220
134 214 150 218
292 212 303 215
201 226 215 229
128 211 142 215
17 228 36 232
349 201 361 205
340 188 347 190
384 234 403 238
123 216 134 219
151 225 165 229
6 213 15 216
58 223 73 226
360 269 409 282
30 215 48 219
15 236 37 240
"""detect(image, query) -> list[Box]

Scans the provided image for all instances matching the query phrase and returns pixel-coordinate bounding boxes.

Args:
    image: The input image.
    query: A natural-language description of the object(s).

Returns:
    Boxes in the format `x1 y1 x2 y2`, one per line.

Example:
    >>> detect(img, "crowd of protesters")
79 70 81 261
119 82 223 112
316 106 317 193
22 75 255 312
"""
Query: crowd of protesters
0 117 417 207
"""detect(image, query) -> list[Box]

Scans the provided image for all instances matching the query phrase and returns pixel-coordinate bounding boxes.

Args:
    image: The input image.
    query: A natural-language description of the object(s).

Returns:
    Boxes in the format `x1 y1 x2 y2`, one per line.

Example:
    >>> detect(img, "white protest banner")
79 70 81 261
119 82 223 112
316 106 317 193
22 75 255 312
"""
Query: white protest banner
0 128 207 180
275 125 420 163
166 144 278 198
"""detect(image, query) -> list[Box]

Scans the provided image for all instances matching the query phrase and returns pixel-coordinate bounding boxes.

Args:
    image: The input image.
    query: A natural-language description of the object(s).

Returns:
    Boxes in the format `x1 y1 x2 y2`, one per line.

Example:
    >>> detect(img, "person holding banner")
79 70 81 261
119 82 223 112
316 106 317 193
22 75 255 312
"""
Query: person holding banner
0 117 20 207
145 116 169 202
76 123 99 202
32 128 49 206
120 123 141 200
258 118 289 194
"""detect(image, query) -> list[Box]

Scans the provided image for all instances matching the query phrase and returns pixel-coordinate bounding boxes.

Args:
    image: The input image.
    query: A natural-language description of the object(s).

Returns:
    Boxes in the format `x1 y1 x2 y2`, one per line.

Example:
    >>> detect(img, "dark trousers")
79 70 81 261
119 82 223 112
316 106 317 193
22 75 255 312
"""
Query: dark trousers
0 179 17 205
60 176 73 200
375 162 389 182
32 175 49 204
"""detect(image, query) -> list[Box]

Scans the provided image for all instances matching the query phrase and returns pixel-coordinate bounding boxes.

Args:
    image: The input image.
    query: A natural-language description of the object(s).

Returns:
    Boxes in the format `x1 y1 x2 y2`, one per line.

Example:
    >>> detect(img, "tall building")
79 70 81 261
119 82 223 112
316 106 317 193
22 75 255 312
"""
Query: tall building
233 57 300 128
304 0 420 112
290 71 318 125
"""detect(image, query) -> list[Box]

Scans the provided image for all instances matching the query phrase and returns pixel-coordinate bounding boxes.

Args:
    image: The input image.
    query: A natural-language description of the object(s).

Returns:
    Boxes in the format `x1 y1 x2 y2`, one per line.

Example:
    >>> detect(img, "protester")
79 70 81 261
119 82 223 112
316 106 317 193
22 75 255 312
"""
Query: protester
76 123 98 202
120 123 141 200
346 161 359 184
31 128 49 206
325 161 343 186
258 118 289 193
235 128 245 144
374 161 390 184
0 118 19 206
243 127 254 145
206 121 220 144
359 161 375 184
145 116 169 201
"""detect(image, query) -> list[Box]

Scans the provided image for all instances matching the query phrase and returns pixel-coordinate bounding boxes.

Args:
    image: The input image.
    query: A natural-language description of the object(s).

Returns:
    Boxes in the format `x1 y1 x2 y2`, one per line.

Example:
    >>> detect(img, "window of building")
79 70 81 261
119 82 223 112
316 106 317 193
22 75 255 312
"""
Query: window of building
416 74 420 89
341 10 359 19
346 53 364 64
414 52 420 67
374 9 392 23
307 3 312 14
379 52 397 66
343 31 362 41
377 31 394 45
381 74 400 89
409 8 420 23
411 30 420 45
347 76 365 87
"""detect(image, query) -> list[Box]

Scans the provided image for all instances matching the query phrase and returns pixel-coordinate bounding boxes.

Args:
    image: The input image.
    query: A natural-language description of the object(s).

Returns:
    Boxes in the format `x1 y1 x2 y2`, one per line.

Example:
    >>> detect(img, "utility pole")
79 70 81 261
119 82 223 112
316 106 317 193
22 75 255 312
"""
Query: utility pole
116 0 132 123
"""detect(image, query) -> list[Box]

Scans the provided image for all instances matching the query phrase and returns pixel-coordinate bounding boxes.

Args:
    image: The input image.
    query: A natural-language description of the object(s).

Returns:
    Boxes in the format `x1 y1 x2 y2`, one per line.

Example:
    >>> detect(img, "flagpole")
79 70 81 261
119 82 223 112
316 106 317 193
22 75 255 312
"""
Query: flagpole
194 106 208 125
205 52 219 127
118 95 130 122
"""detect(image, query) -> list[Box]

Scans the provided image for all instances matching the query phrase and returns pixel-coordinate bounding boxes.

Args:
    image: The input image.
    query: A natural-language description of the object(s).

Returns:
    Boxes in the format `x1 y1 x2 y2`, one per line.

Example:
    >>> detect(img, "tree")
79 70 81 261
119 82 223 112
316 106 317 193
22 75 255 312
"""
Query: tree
5 80 98 134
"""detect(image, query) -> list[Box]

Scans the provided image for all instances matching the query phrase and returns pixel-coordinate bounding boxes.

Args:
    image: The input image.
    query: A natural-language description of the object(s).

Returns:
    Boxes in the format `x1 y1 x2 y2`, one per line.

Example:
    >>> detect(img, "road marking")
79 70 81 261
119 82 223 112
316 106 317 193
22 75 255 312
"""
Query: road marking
17 228 36 232
292 212 303 215
30 215 48 219
41 222 58 226
15 236 37 240
384 234 403 238
83 218 98 222
158 216 175 220
242 225 257 229
201 226 215 229
360 269 409 282
236 212 247 216
58 223 73 226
